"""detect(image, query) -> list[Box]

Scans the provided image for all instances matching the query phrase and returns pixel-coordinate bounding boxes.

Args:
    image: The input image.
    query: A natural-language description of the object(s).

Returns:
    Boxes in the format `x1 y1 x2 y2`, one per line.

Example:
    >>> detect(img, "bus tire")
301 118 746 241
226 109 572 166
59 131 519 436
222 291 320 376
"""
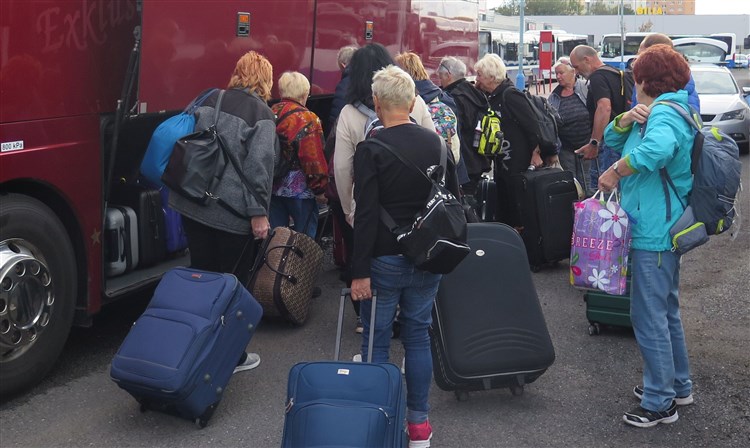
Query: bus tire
0 193 77 396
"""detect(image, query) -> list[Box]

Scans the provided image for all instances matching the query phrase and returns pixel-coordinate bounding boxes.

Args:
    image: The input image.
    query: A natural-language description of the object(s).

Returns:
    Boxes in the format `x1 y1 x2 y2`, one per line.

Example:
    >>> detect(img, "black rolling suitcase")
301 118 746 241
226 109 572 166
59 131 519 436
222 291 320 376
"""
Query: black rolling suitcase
510 168 578 271
110 184 167 266
430 222 555 400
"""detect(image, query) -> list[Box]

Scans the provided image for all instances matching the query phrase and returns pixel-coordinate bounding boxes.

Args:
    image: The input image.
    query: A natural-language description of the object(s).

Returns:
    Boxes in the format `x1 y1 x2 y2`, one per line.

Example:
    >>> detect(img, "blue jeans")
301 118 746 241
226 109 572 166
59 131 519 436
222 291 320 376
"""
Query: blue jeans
359 255 441 424
630 249 692 412
589 143 619 189
269 196 318 239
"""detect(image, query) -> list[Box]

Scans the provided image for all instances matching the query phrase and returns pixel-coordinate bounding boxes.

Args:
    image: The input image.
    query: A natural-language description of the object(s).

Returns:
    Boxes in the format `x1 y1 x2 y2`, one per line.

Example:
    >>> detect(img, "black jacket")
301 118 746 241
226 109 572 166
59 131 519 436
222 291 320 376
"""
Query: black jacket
487 79 544 174
328 67 350 127
351 124 460 278
444 78 491 179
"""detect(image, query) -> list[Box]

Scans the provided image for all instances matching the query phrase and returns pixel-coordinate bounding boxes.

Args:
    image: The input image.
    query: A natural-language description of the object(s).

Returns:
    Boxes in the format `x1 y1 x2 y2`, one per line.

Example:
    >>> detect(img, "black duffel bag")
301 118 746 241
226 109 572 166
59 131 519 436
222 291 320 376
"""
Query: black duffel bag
162 89 229 205
371 138 470 275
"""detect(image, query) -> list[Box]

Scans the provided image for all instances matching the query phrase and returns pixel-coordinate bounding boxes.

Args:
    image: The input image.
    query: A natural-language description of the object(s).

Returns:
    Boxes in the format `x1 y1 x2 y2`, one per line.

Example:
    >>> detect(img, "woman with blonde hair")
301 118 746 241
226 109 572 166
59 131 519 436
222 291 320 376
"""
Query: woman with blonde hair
548 57 591 185
395 52 462 174
168 50 278 373
270 71 328 239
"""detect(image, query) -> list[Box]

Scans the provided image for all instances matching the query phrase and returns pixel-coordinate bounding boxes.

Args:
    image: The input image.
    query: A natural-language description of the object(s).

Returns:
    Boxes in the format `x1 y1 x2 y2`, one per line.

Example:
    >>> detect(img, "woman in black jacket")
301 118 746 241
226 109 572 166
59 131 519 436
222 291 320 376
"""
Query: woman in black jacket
349 65 459 448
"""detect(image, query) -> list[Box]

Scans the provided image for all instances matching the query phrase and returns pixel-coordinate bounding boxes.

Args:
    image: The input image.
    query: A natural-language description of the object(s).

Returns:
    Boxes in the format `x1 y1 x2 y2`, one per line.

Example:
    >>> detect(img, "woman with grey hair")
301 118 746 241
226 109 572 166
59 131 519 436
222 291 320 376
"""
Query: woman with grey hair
349 65 459 448
473 53 557 227
269 71 328 239
438 56 490 201
548 57 592 189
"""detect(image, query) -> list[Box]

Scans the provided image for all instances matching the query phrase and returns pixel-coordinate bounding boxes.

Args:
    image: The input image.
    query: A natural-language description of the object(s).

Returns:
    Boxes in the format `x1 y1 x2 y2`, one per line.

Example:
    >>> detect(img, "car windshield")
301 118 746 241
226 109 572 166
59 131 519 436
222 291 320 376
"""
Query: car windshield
692 70 739 95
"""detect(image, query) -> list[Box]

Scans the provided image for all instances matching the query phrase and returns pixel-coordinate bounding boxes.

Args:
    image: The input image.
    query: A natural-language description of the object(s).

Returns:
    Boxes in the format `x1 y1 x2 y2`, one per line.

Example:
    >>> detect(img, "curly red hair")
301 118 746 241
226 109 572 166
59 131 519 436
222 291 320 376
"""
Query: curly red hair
632 44 690 98
228 51 273 101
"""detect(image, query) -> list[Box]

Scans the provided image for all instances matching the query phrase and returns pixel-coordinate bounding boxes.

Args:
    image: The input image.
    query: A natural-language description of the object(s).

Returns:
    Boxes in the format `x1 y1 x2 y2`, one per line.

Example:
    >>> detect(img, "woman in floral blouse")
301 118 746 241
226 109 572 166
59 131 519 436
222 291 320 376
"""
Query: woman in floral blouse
270 71 328 238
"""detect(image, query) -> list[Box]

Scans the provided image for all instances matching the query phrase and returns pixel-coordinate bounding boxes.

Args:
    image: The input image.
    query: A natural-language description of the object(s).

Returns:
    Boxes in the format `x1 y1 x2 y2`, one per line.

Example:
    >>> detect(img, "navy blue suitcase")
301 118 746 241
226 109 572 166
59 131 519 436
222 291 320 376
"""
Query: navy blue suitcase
281 289 406 447
110 267 262 428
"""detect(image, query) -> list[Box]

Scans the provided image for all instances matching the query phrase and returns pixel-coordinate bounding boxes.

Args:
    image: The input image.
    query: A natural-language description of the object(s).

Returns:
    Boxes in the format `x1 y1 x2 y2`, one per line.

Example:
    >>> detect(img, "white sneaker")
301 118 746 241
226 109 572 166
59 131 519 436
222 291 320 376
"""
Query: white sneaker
352 354 362 362
233 352 261 374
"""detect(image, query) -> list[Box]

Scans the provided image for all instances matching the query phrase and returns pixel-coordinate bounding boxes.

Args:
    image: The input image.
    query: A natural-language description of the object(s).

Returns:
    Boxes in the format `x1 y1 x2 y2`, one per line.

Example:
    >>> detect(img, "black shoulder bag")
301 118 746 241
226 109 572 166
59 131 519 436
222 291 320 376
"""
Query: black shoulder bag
369 138 470 274
163 89 265 217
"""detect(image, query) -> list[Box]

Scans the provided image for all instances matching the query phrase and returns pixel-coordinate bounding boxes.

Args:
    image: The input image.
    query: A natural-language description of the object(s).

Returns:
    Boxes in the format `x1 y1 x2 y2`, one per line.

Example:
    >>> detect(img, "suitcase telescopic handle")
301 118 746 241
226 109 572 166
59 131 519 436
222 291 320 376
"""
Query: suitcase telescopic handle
335 288 377 363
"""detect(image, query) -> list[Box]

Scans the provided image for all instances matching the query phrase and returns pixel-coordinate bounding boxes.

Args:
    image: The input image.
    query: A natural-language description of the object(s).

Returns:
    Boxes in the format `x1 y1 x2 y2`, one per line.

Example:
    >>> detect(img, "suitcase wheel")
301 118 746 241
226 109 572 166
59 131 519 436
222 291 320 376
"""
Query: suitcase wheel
194 402 218 429
588 323 601 336
510 384 524 396
454 390 470 402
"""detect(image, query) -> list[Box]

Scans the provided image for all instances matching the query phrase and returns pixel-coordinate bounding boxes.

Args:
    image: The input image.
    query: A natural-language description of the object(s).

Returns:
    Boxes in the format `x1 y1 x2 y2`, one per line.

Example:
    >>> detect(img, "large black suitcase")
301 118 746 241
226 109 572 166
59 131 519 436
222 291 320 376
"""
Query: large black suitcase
431 222 555 400
510 168 577 271
110 184 167 266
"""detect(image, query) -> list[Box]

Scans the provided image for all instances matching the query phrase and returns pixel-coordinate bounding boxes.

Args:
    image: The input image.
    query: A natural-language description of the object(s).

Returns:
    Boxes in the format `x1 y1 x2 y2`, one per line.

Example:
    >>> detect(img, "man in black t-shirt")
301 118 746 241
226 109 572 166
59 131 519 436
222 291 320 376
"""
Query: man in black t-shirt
570 45 634 186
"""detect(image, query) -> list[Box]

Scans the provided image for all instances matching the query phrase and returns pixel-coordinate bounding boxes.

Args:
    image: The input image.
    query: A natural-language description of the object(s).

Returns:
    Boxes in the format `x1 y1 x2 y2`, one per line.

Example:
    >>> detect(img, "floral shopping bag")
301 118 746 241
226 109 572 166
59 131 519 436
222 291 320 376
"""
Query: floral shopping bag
570 191 631 295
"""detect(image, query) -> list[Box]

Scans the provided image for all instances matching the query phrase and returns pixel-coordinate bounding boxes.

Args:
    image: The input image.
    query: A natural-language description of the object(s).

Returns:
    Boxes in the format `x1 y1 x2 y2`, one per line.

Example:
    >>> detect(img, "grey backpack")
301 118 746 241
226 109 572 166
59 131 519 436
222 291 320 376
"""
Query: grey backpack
655 100 742 236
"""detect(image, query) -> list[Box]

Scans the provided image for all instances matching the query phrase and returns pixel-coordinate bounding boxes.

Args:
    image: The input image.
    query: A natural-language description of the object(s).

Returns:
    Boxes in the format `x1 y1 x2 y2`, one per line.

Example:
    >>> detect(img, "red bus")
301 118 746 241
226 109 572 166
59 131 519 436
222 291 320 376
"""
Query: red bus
0 0 479 395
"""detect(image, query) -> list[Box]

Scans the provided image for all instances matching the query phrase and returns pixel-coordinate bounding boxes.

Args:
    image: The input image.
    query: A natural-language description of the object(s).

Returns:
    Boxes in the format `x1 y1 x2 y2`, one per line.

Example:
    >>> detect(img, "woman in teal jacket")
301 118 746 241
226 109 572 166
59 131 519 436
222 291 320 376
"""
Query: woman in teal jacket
598 44 695 428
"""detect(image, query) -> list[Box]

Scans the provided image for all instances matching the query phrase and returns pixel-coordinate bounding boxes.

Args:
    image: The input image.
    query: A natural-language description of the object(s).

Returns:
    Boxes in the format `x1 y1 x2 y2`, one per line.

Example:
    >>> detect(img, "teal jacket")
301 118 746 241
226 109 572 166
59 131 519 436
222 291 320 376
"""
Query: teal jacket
604 90 694 251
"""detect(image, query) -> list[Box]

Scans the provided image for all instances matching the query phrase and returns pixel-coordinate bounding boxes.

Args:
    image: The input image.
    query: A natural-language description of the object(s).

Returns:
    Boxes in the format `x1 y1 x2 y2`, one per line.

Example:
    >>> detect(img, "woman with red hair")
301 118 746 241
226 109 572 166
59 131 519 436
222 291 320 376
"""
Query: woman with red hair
598 44 695 428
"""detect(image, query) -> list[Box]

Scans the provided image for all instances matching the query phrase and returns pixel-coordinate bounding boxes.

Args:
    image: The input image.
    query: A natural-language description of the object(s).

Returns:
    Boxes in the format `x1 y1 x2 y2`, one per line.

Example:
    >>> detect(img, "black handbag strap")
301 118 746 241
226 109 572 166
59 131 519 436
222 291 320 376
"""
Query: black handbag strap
368 137 447 232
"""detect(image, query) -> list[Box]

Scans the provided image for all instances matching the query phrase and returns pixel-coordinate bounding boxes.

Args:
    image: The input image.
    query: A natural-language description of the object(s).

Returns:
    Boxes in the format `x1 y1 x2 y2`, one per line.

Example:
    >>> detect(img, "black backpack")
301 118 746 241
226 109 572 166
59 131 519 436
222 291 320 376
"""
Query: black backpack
369 138 470 274
597 65 635 113
501 88 561 154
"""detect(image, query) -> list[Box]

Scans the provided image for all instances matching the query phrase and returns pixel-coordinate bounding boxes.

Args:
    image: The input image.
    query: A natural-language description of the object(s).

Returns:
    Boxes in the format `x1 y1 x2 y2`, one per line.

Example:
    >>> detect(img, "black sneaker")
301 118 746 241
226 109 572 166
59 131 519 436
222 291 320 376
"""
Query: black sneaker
623 401 679 428
633 385 694 406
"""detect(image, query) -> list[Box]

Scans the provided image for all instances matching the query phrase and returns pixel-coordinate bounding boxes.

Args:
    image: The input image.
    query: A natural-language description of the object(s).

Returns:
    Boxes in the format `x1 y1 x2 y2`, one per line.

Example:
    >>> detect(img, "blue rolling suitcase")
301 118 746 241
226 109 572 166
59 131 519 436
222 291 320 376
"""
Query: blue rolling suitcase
281 289 406 447
110 267 263 428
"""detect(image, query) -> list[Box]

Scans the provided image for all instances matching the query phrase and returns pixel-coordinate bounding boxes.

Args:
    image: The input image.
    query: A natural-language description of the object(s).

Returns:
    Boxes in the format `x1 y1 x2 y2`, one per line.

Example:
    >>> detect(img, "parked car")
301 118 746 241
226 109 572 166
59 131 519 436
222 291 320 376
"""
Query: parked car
690 64 750 153
734 54 749 69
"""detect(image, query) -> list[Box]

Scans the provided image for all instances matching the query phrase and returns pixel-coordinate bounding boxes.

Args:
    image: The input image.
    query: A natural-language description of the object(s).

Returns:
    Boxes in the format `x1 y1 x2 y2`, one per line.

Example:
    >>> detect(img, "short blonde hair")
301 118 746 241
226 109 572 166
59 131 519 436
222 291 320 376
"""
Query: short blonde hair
227 51 273 101
371 65 415 109
395 52 429 81
474 53 507 82
277 71 310 102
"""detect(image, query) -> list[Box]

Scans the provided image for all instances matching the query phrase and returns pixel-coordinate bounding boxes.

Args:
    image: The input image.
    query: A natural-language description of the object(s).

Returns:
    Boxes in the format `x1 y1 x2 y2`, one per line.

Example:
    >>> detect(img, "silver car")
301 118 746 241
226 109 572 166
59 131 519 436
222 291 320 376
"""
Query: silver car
690 64 750 153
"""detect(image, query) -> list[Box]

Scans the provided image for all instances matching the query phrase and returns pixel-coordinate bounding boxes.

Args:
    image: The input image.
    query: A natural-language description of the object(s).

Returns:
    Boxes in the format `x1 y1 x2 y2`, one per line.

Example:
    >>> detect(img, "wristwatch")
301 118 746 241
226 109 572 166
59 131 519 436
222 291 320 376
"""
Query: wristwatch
589 139 599 147
612 161 623 177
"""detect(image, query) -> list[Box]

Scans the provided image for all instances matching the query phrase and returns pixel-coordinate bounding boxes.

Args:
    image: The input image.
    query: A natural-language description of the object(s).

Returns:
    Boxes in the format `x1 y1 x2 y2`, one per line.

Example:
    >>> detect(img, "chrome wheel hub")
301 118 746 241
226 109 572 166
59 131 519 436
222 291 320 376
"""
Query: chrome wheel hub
0 240 54 358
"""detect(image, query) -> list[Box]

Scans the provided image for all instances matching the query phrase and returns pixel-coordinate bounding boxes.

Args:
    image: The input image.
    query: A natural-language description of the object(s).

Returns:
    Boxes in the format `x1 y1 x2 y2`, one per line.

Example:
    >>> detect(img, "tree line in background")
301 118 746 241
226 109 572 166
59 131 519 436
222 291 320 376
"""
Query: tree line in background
493 0 636 16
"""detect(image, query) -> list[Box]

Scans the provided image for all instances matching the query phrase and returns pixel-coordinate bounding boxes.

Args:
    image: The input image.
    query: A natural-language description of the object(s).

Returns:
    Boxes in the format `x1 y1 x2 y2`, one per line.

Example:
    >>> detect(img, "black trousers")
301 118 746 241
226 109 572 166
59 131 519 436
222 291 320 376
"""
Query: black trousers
182 216 257 277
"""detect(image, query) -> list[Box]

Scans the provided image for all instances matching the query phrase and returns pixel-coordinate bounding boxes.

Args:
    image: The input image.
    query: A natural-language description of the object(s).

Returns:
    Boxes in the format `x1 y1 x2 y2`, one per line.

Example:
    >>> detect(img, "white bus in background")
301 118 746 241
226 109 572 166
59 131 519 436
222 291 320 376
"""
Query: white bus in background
479 29 588 81
600 32 736 68
599 32 654 68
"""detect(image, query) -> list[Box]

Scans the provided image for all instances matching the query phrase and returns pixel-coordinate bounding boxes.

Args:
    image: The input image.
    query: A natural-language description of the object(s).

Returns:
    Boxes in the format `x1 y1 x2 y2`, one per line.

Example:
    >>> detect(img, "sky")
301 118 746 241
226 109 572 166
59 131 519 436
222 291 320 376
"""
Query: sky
483 0 750 16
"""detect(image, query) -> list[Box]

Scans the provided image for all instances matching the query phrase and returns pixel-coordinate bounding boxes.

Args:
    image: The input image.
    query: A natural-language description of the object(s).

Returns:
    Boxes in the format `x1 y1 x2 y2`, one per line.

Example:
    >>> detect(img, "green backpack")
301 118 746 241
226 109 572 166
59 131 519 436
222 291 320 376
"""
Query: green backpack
477 108 505 157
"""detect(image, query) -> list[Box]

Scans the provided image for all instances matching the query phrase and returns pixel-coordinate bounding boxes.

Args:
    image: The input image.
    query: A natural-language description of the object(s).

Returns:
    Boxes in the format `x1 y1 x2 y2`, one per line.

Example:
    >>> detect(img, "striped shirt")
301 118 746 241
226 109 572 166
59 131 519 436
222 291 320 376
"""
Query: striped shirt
556 94 592 152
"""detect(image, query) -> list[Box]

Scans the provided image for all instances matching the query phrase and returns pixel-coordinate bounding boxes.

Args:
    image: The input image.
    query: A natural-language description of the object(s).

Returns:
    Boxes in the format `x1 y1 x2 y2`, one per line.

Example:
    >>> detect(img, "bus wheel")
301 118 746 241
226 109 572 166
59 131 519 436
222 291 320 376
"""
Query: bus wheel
0 193 77 396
